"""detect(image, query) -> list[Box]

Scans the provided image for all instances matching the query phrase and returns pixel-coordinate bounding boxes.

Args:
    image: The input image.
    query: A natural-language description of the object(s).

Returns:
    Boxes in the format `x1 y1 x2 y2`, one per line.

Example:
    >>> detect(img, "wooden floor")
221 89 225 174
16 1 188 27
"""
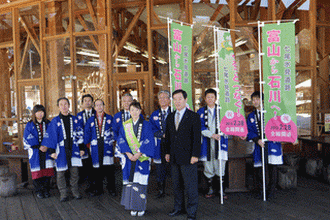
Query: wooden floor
1 167 330 220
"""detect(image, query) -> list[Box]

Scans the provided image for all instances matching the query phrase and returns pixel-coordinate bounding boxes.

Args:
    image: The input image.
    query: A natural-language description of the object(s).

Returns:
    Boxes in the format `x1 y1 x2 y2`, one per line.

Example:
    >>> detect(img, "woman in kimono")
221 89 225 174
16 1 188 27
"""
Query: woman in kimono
23 105 54 199
117 101 155 217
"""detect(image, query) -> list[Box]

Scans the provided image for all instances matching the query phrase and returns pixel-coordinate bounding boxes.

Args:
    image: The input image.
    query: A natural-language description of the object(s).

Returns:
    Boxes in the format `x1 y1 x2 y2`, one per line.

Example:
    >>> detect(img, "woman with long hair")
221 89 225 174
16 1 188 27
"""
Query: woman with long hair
23 104 55 199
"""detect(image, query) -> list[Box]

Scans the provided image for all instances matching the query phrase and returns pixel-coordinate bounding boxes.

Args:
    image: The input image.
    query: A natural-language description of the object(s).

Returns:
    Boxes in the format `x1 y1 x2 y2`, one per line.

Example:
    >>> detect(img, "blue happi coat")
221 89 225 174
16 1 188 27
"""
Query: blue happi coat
84 113 115 168
246 110 283 167
117 119 155 185
197 106 228 162
113 111 144 141
149 108 170 163
41 115 84 171
23 121 55 172
77 109 95 127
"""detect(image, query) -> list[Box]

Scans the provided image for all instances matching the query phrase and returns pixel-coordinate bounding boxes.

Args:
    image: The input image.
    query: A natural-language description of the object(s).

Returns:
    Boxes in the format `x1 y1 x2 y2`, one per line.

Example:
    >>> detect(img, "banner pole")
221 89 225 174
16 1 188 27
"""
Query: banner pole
167 18 173 111
257 20 266 202
214 27 224 205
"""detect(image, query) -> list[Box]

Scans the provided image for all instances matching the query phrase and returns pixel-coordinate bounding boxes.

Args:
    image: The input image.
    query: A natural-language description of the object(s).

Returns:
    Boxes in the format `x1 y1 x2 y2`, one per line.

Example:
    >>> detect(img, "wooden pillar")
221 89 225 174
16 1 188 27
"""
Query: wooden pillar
107 0 114 115
45 1 65 117
97 0 107 111
0 49 11 118
146 0 153 116
310 0 317 136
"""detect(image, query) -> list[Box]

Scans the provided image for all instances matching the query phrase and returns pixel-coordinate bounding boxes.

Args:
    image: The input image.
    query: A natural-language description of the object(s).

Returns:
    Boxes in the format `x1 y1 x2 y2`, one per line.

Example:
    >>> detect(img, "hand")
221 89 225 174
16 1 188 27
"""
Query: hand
126 152 134 161
293 139 299 145
190 156 198 164
258 139 265 148
132 152 142 161
165 154 170 163
50 153 57 159
163 134 165 138
211 134 221 141
80 150 85 157
39 146 47 152
240 136 247 140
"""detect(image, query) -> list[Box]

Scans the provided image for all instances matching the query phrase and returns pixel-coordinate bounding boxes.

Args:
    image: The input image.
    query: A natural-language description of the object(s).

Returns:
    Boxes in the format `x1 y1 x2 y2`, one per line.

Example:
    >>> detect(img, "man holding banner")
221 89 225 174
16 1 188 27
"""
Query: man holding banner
244 91 283 199
197 88 228 199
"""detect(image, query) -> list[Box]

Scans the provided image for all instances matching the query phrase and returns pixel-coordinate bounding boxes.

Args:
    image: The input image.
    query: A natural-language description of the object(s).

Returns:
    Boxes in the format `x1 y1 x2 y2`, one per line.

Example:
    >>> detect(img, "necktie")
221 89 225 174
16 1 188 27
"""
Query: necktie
87 111 90 119
162 110 166 121
125 112 129 121
175 112 180 130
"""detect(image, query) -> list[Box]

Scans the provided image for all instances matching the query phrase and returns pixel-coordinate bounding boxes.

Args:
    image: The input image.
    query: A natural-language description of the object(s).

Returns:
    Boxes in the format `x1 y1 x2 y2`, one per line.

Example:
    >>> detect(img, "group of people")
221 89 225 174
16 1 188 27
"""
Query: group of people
23 89 283 220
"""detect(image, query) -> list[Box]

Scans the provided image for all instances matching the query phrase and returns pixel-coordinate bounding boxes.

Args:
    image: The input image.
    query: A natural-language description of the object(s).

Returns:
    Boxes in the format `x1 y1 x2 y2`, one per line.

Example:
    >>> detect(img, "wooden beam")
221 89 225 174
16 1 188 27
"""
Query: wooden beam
310 0 317 136
193 4 223 55
19 16 41 55
0 41 13 48
0 19 11 29
117 5 145 55
18 37 30 77
147 0 154 115
250 0 261 20
85 0 98 30
77 15 99 51
282 0 307 19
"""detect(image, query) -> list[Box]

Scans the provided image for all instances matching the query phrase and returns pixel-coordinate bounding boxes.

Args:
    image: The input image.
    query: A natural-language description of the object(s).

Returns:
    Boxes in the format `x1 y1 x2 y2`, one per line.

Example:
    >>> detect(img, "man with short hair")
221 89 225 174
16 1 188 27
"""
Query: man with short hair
77 94 95 191
113 93 134 142
242 91 283 199
42 97 85 202
84 99 116 196
149 90 171 198
197 88 228 199
165 89 201 220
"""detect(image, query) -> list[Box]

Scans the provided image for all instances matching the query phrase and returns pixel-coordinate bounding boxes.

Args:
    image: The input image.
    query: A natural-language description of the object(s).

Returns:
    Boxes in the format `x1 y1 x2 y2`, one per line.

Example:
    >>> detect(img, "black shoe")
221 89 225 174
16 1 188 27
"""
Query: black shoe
60 197 68 202
85 187 94 193
168 209 186 217
74 195 82 200
156 190 165 198
90 190 103 196
36 192 44 199
187 215 196 220
44 192 51 198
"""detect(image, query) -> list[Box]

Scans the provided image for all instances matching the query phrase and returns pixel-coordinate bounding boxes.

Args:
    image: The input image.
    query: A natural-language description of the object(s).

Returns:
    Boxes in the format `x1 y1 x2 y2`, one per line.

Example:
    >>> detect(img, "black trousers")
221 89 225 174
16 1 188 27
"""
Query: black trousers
33 176 51 194
255 143 278 194
171 163 198 217
91 164 116 192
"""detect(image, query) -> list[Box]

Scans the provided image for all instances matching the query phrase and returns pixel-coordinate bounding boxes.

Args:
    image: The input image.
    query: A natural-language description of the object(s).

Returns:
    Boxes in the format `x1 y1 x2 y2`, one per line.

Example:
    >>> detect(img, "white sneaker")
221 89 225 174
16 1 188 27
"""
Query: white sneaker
137 211 145 217
130 211 137 216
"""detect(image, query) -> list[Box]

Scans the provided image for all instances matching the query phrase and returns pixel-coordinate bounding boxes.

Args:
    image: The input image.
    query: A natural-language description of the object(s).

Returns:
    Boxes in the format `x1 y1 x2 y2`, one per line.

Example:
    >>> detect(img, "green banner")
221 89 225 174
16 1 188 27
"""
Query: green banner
170 22 193 110
262 22 297 143
217 30 247 137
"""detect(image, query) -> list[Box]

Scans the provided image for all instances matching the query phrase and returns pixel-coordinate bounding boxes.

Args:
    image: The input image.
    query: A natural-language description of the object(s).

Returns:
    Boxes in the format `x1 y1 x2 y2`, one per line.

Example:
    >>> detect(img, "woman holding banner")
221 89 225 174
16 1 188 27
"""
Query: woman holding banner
117 101 155 217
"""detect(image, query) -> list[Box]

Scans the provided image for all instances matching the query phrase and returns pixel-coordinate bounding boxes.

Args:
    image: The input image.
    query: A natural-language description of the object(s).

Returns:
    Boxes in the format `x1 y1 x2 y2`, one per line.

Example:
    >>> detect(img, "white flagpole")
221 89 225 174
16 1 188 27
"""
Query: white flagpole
167 18 173 112
257 20 266 202
214 27 224 205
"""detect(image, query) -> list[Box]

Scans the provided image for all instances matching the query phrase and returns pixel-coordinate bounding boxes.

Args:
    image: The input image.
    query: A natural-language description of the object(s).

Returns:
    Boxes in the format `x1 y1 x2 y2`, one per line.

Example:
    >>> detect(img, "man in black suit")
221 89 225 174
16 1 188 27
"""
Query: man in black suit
165 89 201 220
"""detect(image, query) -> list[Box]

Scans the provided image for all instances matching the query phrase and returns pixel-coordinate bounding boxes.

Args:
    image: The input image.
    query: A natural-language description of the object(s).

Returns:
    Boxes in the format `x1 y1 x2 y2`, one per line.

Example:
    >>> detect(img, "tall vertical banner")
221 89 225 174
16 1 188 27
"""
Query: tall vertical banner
170 22 193 110
262 22 297 143
217 30 248 137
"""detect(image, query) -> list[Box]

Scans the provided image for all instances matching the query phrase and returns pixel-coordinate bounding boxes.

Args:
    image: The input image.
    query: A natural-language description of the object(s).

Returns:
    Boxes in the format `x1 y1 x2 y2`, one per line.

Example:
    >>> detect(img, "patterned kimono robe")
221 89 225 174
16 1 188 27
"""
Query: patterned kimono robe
23 121 55 173
246 110 283 167
41 115 84 171
113 111 144 142
117 118 155 211
197 106 228 162
117 118 155 185
84 113 115 168
149 108 170 164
